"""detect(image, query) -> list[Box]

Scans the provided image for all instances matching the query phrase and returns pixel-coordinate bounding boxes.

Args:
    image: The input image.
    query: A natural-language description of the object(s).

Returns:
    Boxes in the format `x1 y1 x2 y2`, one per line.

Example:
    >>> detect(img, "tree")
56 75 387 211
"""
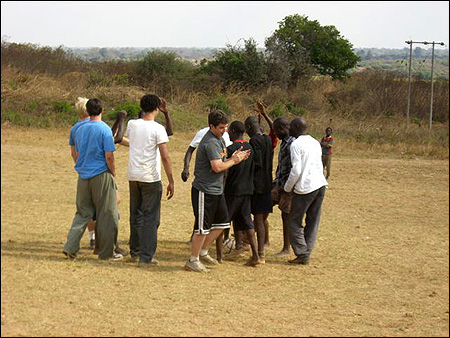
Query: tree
208 38 267 88
265 14 360 85
136 51 194 94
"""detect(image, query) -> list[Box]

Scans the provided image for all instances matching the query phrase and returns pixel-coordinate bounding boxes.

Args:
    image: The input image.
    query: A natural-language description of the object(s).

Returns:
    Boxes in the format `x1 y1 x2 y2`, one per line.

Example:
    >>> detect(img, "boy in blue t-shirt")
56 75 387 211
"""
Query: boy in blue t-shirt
63 98 120 261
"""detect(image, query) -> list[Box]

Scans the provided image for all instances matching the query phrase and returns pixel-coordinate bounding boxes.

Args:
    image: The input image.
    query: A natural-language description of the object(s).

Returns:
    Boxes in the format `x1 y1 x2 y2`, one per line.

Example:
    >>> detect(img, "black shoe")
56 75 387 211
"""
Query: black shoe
114 246 129 257
288 255 309 265
63 251 76 260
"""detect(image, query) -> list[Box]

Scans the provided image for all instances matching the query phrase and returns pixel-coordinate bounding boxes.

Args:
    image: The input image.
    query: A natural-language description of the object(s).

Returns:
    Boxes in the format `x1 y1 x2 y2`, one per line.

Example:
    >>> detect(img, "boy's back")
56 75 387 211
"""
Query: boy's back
225 141 254 196
249 134 273 195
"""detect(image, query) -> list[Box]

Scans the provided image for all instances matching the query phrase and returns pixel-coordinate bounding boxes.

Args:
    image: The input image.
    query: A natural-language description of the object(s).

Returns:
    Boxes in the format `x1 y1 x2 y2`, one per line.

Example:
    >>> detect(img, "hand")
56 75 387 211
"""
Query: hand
255 101 266 116
159 98 169 114
166 182 174 200
232 148 251 164
181 169 190 182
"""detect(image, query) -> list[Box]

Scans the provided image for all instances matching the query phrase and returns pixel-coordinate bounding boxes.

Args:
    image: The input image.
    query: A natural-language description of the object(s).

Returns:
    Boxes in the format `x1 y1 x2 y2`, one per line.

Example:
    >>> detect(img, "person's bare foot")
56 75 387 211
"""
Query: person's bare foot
244 259 264 266
275 250 290 257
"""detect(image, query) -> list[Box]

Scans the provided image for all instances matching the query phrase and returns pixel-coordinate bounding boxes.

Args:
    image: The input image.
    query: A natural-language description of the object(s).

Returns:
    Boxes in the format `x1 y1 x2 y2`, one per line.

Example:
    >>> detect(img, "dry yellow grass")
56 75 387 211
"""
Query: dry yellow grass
1 126 449 337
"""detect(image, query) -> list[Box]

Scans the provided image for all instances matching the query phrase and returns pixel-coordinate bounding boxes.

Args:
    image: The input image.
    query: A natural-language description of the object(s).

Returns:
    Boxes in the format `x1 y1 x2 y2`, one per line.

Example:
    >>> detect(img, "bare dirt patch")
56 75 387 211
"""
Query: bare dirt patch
1 126 449 337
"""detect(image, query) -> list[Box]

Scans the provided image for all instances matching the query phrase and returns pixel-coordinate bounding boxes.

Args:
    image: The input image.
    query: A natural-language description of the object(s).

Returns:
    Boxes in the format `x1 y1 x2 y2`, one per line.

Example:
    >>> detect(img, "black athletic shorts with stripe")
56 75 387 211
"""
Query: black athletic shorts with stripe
191 187 230 235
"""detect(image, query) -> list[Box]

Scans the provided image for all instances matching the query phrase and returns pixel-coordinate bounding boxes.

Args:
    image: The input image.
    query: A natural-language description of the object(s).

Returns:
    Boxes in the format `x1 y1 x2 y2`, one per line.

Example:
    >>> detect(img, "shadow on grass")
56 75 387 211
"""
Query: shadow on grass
1 239 193 272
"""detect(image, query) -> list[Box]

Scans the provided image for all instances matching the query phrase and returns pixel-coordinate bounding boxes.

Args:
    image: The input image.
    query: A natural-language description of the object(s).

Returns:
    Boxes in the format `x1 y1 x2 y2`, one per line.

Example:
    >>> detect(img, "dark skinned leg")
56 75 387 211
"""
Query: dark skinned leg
253 214 266 260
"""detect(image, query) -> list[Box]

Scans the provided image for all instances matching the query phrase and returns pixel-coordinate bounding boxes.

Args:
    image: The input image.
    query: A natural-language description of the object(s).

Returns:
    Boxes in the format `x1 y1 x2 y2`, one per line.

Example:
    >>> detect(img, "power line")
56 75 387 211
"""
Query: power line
405 40 445 130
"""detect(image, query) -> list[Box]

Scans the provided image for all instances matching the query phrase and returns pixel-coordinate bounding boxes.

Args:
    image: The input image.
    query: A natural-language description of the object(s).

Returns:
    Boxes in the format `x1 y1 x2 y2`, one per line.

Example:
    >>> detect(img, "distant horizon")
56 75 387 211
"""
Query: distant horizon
5 42 447 51
2 2 448 51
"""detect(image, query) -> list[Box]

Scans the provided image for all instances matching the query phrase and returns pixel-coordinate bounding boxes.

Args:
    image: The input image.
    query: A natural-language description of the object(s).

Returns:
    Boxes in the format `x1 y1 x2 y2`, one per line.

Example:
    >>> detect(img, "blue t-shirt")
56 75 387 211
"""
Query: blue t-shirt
74 121 116 180
69 118 90 147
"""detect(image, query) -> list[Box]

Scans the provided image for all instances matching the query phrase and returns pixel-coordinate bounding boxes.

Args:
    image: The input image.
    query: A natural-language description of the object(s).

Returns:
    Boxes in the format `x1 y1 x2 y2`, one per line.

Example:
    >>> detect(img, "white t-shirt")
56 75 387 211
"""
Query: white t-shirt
284 135 328 195
190 127 232 148
127 119 169 183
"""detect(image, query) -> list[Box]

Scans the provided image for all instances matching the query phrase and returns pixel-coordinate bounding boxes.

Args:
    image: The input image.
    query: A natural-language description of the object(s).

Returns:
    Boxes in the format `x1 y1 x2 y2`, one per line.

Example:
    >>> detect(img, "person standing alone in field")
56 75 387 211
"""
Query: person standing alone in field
63 98 121 260
320 127 334 180
284 118 328 265
127 94 175 268
185 110 250 273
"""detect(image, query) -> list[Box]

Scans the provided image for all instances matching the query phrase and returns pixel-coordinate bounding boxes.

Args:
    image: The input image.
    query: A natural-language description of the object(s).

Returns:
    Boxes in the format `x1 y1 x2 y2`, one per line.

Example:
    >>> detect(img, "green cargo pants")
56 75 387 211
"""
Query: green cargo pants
63 171 118 260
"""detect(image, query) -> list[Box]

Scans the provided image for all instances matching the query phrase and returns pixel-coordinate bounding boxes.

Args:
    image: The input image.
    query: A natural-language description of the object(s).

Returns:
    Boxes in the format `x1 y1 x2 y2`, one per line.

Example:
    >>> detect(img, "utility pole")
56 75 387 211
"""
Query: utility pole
405 40 445 130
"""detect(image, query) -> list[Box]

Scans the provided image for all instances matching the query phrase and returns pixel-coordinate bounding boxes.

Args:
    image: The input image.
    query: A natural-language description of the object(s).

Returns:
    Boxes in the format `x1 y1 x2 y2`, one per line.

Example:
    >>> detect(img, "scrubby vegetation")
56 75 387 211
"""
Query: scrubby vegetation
1 14 448 159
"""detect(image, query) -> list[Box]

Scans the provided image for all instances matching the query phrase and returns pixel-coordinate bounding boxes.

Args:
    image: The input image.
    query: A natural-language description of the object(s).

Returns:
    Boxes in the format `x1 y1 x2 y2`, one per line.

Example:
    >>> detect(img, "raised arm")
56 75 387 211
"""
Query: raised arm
159 98 174 137
255 101 274 132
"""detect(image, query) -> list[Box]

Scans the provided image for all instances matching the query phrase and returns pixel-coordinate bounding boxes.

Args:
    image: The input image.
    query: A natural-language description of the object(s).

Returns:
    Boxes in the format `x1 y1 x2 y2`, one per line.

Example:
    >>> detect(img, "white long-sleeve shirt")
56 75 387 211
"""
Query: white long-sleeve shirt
284 135 328 195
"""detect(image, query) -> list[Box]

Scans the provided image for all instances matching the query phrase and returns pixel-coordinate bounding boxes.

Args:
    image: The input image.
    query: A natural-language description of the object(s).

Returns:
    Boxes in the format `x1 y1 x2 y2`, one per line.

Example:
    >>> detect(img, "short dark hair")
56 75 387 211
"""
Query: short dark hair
229 120 245 135
86 98 103 116
326 127 333 133
273 117 289 129
208 110 229 127
140 94 161 113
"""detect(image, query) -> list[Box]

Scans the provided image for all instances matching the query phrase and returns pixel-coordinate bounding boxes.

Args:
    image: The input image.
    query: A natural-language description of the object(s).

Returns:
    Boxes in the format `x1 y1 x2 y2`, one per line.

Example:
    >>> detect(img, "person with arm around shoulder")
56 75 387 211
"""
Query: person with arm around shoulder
184 110 250 273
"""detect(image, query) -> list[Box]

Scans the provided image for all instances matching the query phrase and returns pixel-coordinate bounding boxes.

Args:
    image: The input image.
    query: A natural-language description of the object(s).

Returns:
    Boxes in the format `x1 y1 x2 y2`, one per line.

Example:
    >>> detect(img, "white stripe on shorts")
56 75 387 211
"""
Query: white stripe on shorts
198 190 205 234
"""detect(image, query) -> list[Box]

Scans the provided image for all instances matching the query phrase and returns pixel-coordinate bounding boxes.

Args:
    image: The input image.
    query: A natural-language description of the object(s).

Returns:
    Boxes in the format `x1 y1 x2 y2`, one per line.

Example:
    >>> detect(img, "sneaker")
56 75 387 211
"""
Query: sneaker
110 252 123 261
114 246 129 257
199 254 219 266
138 258 158 268
288 255 309 265
63 251 76 260
89 239 95 250
184 259 210 273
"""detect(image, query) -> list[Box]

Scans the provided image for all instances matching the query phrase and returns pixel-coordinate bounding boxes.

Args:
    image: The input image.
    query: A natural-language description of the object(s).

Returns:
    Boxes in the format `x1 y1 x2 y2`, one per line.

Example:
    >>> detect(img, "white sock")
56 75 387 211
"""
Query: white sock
89 231 95 240
200 249 208 257
190 256 199 262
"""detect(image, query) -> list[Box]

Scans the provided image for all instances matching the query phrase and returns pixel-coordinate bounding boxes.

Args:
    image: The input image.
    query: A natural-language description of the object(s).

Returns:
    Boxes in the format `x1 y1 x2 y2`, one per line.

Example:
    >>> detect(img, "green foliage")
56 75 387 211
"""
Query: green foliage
206 96 232 116
53 101 77 115
268 102 285 118
285 101 307 116
136 51 194 94
209 38 267 88
87 71 112 87
265 14 360 85
107 102 141 121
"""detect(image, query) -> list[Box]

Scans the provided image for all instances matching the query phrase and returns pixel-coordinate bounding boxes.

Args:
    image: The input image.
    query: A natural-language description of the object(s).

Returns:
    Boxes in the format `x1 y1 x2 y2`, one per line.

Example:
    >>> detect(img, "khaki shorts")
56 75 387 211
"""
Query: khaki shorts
271 186 293 214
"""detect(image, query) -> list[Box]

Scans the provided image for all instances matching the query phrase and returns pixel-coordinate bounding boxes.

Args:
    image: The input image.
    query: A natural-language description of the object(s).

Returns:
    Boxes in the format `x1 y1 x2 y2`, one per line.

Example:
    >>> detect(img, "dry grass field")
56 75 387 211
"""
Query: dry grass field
1 125 449 337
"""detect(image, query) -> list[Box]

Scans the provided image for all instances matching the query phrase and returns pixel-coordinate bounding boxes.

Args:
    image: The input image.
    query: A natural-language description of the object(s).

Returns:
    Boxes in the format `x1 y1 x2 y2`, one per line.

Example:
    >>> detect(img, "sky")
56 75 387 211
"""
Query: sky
1 1 449 50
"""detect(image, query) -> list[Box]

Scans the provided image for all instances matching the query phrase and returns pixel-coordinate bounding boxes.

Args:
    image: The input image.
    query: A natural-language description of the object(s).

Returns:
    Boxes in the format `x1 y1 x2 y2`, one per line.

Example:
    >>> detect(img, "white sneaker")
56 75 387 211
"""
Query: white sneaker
111 252 123 261
200 254 219 266
184 259 210 273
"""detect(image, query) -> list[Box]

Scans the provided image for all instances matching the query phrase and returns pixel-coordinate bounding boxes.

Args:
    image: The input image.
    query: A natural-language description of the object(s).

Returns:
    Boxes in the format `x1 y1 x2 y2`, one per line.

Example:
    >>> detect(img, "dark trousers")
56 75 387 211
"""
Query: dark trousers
289 186 326 258
129 181 162 263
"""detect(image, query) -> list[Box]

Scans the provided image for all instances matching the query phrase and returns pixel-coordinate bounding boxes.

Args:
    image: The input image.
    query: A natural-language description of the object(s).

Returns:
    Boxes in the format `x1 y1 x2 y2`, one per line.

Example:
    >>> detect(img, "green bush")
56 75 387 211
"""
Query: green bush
105 102 141 122
206 96 232 116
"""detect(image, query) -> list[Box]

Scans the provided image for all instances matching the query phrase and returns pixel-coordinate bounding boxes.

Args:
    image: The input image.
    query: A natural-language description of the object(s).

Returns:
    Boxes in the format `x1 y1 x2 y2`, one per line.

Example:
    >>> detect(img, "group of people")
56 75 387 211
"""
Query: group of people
63 94 334 273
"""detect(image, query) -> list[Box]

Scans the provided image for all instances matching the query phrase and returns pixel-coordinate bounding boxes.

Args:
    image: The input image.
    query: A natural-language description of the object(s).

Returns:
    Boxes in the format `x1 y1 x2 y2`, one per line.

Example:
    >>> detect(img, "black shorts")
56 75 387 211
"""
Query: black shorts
251 192 273 215
192 187 230 235
225 194 254 231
